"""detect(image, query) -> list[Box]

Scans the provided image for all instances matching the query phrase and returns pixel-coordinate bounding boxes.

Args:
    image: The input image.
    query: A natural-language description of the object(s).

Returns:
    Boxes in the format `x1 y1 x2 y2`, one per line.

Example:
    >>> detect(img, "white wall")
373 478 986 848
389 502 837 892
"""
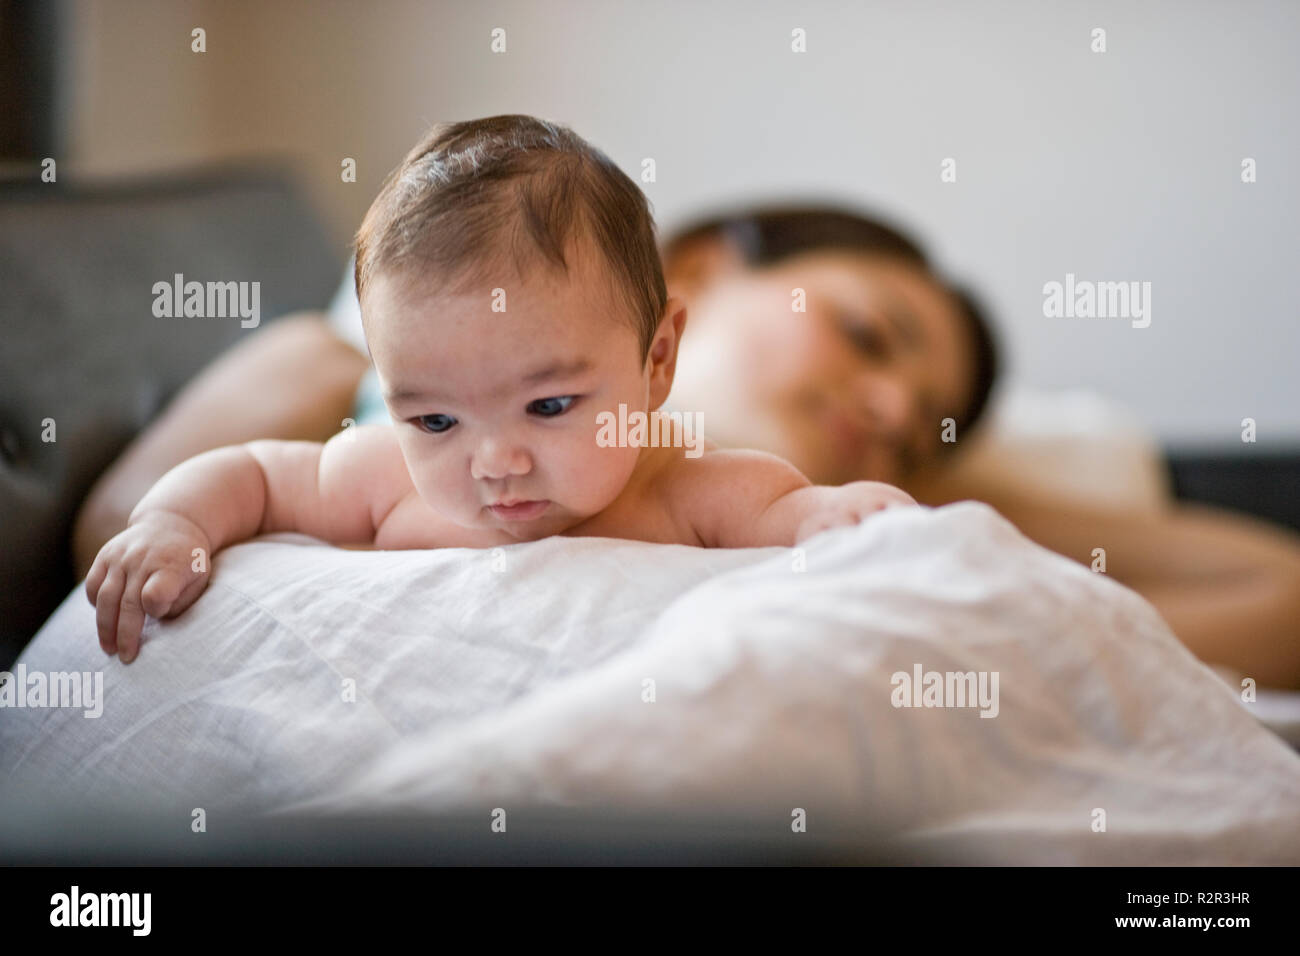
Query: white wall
61 0 1300 446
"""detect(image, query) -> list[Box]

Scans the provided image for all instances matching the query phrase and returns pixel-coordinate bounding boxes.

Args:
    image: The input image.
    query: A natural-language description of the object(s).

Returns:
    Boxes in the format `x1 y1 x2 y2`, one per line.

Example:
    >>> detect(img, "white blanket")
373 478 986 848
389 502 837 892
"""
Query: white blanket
3 502 1298 863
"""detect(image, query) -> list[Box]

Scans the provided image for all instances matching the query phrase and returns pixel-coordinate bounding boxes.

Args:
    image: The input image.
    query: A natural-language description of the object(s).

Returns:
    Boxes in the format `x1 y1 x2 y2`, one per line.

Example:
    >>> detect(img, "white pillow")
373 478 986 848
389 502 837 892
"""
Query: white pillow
4 504 1298 864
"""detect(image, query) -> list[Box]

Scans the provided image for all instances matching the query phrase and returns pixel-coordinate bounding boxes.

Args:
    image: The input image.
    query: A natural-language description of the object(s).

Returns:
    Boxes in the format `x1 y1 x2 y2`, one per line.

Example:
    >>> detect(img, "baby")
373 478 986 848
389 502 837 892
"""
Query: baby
87 115 916 662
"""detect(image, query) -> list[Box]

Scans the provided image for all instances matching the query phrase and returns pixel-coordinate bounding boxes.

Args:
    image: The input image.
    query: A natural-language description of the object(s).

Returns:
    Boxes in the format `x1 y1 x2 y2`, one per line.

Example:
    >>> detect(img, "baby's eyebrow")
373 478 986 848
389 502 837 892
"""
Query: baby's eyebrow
383 385 435 405
384 357 594 405
520 357 593 385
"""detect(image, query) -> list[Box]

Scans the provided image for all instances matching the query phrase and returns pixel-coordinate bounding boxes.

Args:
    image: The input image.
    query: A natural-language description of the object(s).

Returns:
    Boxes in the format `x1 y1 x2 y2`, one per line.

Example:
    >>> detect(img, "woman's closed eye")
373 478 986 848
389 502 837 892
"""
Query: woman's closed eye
837 310 892 361
527 395 578 417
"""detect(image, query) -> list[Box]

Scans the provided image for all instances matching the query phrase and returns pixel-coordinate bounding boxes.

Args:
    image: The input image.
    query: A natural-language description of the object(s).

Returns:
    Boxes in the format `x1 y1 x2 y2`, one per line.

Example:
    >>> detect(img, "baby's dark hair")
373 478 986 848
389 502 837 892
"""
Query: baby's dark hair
354 114 668 358
663 205 1000 442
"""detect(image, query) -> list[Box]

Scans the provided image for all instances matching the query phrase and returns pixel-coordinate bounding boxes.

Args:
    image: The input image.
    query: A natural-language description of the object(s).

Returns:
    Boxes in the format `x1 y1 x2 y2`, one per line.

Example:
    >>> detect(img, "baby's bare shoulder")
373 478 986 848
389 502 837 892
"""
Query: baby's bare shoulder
660 445 809 487
321 423 407 476
319 423 413 520
656 446 811 546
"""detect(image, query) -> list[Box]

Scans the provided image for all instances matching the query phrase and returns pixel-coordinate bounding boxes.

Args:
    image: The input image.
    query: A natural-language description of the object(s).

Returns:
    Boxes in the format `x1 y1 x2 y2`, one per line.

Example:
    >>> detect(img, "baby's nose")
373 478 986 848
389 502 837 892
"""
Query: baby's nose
470 436 532 481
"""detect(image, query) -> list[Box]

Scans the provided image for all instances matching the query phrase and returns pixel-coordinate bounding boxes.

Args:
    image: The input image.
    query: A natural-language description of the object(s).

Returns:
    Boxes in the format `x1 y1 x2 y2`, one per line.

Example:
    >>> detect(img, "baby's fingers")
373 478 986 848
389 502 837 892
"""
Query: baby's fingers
85 551 109 606
141 568 191 619
115 580 147 664
796 509 864 543
796 515 836 543
95 568 125 656
168 567 210 619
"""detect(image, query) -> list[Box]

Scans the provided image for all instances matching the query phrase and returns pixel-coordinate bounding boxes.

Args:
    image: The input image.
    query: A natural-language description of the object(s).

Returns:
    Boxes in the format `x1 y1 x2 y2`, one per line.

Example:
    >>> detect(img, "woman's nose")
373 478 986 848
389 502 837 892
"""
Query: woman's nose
854 373 914 437
470 436 532 481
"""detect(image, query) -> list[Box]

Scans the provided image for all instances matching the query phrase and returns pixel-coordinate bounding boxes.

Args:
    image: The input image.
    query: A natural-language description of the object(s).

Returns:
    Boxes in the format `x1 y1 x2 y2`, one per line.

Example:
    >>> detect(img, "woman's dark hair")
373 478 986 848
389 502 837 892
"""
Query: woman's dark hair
662 205 1000 442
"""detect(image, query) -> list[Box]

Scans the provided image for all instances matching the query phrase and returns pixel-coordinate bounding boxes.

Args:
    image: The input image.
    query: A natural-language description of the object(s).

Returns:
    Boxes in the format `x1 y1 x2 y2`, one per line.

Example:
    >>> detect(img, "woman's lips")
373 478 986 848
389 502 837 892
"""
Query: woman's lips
823 408 870 459
822 412 909 481
820 407 904 478
488 500 550 521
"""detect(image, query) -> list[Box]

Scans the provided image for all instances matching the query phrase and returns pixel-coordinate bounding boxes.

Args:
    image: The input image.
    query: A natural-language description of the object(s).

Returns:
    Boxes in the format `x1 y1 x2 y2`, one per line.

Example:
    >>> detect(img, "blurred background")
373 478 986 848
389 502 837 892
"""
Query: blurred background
8 0 1298 443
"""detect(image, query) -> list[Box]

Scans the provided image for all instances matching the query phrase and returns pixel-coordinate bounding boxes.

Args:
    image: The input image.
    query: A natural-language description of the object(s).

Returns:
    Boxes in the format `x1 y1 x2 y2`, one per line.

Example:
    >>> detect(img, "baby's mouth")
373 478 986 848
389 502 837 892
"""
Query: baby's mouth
488 499 550 521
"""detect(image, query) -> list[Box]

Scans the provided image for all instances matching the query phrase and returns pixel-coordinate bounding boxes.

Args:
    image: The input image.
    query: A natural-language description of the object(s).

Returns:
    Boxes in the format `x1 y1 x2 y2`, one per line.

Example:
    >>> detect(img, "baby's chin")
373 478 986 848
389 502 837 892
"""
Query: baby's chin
472 504 586 542
490 518 558 542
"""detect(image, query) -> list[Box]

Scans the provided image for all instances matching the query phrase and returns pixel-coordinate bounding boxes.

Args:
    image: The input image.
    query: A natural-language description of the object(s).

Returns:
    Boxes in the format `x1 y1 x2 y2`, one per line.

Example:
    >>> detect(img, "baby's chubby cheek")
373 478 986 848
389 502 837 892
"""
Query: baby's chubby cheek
408 462 476 522
567 442 642 514
388 442 472 521
519 425 632 517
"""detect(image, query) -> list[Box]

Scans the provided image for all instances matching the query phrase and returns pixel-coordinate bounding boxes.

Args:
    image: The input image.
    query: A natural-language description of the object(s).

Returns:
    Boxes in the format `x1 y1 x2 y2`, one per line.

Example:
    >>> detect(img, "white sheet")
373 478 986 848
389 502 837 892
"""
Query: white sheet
3 502 1298 863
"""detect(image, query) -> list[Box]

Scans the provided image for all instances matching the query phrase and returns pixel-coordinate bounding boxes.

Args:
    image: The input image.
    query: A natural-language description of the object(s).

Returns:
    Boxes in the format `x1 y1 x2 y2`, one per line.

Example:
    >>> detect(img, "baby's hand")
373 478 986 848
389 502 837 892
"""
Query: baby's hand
794 480 917 543
84 511 214 663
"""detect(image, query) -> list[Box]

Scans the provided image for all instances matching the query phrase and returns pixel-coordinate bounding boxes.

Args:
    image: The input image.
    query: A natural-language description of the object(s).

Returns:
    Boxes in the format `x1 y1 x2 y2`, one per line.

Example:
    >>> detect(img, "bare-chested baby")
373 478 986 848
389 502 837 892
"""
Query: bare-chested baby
87 115 916 662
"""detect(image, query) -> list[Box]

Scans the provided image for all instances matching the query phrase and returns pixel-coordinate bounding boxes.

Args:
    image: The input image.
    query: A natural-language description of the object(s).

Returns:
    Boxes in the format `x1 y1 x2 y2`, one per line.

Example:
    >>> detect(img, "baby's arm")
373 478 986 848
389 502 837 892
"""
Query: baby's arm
668 449 917 548
85 424 410 661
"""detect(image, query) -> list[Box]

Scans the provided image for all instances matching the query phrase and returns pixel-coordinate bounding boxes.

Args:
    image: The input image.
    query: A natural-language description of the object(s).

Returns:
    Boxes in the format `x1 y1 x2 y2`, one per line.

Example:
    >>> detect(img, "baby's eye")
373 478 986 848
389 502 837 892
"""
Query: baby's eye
527 396 576 417
414 413 457 434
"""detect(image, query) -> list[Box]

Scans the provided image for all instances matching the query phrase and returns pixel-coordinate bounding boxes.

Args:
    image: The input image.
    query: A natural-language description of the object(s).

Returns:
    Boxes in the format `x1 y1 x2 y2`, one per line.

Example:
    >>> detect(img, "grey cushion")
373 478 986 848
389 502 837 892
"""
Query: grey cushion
1166 450 1300 534
0 166 341 667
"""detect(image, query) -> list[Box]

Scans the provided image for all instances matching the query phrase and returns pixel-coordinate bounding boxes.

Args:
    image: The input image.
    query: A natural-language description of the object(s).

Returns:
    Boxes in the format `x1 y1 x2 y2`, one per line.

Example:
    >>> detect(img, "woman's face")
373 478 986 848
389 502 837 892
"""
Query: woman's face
667 247 975 487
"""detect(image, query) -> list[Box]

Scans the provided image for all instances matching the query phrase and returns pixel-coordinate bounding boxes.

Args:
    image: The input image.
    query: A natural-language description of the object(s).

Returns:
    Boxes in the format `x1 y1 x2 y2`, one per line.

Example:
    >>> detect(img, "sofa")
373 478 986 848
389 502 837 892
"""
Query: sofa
0 166 341 667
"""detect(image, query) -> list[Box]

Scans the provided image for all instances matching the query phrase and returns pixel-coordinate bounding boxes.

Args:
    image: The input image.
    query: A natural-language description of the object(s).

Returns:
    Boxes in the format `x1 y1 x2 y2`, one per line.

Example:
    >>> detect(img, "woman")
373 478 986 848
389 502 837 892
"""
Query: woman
71 204 1300 688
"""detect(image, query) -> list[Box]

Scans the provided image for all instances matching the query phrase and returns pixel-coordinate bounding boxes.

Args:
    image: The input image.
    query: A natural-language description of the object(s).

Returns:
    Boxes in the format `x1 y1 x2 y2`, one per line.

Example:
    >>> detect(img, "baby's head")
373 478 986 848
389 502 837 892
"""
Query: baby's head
354 115 685 540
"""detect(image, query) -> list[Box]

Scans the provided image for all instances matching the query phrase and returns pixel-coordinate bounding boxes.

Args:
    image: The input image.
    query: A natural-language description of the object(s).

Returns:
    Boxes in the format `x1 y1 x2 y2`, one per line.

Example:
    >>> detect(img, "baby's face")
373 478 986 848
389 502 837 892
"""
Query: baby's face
364 245 658 541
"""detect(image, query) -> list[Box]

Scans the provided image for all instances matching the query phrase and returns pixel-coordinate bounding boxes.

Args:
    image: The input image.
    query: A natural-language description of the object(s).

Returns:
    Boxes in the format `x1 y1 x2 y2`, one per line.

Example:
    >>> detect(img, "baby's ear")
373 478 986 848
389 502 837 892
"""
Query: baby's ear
646 297 688 406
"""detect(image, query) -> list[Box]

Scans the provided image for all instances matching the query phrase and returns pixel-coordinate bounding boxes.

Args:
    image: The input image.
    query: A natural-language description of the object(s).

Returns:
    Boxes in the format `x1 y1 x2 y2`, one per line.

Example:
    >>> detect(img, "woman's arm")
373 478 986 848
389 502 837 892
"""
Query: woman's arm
70 312 370 580
918 473 1300 689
